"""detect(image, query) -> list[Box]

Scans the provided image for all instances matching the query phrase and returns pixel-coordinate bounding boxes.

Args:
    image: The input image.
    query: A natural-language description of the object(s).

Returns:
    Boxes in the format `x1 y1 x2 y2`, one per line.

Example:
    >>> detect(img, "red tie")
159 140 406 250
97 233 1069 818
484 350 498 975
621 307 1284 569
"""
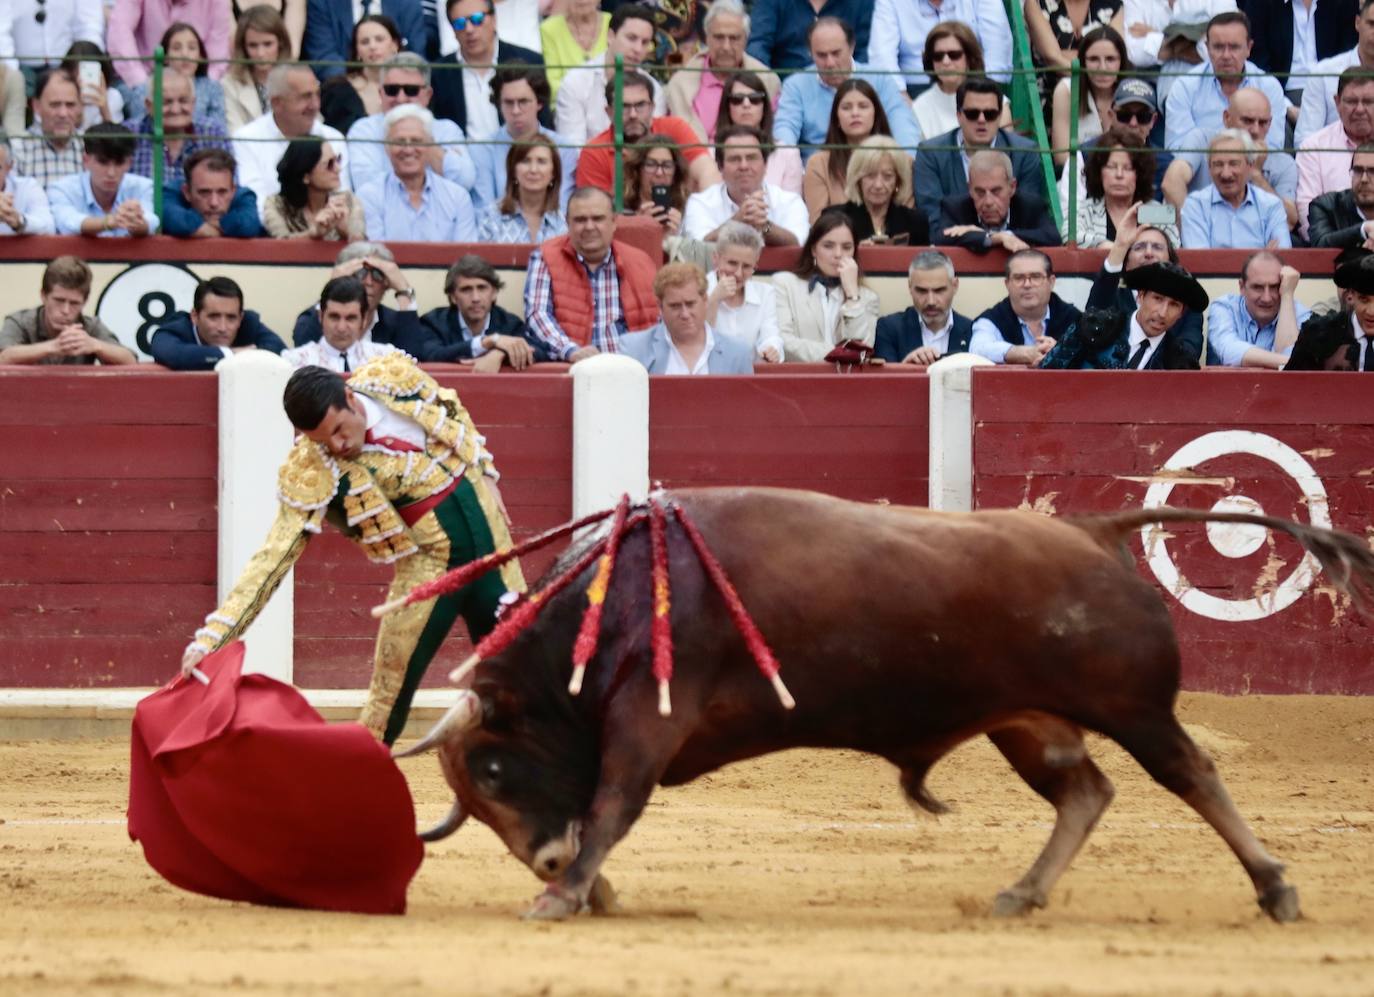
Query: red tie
364 430 421 452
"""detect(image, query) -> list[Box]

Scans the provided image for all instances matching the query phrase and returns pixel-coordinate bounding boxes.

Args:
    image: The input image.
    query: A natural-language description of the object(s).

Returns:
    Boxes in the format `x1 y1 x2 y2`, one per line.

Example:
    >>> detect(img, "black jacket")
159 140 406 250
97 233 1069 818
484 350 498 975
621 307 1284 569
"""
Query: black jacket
976 292 1081 347
1286 309 1366 370
416 303 553 363
873 307 973 362
150 310 287 371
429 41 547 135
934 192 1061 253
1307 189 1370 248
1242 0 1357 84
841 202 930 246
1084 264 1204 368
293 303 425 358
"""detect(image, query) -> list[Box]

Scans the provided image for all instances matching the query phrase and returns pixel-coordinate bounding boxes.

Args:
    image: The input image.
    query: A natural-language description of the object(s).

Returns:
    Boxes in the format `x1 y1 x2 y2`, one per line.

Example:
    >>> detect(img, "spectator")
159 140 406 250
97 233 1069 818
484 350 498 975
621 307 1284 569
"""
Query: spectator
840 135 928 244
523 186 660 361
556 4 661 144
745 0 874 72
233 0 306 60
869 0 1012 94
262 138 365 239
1165 12 1288 150
664 0 780 142
874 251 973 365
1050 26 1128 169
431 0 544 135
1308 144 1374 248
126 22 229 129
1180 129 1291 247
1024 0 1125 104
49 123 158 237
1295 0 1374 145
936 149 1060 252
573 70 718 193
622 135 688 238
61 42 124 129
130 69 229 181
1205 250 1309 367
911 23 1007 142
5 0 105 73
1067 127 1175 247
108 0 231 87
1122 0 1232 104
346 53 476 193
914 78 1046 231
1243 0 1356 108
712 71 802 193
1081 202 1201 346
774 19 920 164
772 208 880 361
681 125 809 245
320 15 402 134
303 0 429 82
803 78 900 221
540 0 611 99
0 256 136 366
233 64 349 212
14 68 84 189
1296 69 1374 240
223 4 293 133
1164 88 1298 232
0 139 56 235
417 254 550 368
1059 77 1174 212
162 147 263 237
969 250 1081 365
150 276 287 369
704 222 783 363
484 0 544 55
291 242 424 354
471 67 578 210
477 133 566 242
619 263 755 375
358 105 477 242
283 276 402 370
1284 253 1374 370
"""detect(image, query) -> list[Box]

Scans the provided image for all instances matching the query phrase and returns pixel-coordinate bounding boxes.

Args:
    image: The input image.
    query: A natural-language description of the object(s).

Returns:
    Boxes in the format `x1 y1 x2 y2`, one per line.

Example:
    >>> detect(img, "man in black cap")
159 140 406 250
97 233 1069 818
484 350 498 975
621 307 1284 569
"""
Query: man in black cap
1285 254 1374 370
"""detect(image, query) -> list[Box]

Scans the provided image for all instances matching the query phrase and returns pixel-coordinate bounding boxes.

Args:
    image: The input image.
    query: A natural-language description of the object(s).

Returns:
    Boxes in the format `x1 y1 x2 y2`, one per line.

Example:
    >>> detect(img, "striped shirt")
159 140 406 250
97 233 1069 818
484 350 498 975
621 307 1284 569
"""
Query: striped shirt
523 247 625 359
12 124 83 189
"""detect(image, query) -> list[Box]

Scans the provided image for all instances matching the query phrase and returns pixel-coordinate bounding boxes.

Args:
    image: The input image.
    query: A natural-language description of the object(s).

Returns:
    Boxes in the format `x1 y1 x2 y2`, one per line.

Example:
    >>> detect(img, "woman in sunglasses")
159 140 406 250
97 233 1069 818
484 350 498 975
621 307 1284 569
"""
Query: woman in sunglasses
1050 25 1128 168
321 14 401 133
803 78 900 222
263 139 366 241
911 22 1006 142
713 70 801 193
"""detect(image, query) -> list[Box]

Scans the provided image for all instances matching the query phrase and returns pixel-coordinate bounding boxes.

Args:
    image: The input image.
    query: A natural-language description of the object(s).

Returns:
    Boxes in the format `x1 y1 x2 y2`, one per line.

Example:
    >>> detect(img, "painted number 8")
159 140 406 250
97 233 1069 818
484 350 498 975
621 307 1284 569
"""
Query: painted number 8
135 291 176 354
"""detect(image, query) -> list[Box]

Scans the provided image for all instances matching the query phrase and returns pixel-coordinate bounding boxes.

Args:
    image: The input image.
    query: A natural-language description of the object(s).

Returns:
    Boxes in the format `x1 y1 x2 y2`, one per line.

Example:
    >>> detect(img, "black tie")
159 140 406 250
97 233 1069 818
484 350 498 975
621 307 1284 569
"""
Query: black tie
1127 339 1150 370
360 0 373 15
1364 337 1374 371
342 352 351 372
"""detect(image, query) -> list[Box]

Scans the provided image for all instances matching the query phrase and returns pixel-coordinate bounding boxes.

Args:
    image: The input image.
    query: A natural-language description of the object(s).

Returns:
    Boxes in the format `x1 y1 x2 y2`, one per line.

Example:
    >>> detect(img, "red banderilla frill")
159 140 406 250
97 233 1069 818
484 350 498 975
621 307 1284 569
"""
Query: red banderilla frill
568 494 632 696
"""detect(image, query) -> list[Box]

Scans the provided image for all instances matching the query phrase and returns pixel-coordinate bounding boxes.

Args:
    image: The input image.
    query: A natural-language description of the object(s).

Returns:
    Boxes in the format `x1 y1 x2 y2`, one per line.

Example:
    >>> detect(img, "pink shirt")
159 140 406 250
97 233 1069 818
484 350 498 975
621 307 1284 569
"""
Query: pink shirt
1296 120 1356 240
106 0 232 86
692 61 728 141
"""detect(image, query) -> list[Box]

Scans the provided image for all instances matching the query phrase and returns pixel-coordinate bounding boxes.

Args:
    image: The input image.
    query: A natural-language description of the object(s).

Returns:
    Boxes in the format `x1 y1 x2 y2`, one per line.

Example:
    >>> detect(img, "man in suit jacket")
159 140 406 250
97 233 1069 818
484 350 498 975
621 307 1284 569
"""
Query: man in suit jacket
416 255 553 368
619 262 755 374
874 251 972 364
292 243 426 358
1242 0 1357 95
429 0 544 136
304 0 431 81
934 149 1061 254
914 78 1045 231
1307 145 1374 247
150 277 286 371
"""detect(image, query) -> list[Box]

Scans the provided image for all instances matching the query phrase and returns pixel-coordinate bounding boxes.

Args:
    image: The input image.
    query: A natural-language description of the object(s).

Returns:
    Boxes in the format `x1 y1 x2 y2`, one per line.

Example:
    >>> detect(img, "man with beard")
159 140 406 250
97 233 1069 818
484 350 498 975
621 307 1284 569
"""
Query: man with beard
1308 144 1374 248
875 251 972 364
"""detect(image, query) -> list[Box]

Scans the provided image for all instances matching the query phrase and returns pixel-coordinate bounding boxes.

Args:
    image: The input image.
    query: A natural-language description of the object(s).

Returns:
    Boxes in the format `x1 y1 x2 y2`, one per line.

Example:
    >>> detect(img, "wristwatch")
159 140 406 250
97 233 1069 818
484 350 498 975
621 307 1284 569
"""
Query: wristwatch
761 220 772 238
395 286 417 300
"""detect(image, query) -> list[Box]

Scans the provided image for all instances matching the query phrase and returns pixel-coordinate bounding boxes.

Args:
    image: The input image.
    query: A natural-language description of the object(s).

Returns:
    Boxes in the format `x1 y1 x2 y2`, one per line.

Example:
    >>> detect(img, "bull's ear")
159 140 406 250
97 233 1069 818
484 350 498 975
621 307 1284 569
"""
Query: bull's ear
478 685 521 729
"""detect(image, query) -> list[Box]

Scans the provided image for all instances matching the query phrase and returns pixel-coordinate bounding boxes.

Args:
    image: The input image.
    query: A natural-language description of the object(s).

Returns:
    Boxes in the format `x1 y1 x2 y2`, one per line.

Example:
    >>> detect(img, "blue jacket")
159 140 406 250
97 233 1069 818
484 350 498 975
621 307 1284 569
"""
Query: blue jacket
745 0 873 71
304 0 432 80
428 41 546 135
618 325 756 374
874 308 973 363
293 302 426 358
934 191 1061 252
416 304 553 363
150 311 287 371
914 127 1046 231
159 186 262 238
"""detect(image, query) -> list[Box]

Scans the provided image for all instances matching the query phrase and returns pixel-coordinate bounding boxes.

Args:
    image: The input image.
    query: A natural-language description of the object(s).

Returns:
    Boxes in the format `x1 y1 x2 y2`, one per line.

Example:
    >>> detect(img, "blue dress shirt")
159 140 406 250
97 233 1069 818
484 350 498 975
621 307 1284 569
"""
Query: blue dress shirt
469 124 580 211
1205 292 1311 367
867 0 1012 87
346 112 477 193
48 171 160 235
1164 61 1289 151
773 63 921 156
1180 183 1292 249
1172 127 1298 201
159 185 263 237
360 170 478 242
969 306 1051 363
0 174 56 234
745 0 874 71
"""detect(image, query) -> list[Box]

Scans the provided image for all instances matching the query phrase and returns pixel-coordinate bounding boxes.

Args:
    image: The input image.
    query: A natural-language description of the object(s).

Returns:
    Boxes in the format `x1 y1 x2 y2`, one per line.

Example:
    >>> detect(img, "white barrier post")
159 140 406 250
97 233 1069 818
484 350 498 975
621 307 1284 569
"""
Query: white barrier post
571 354 650 517
218 351 295 680
927 353 993 512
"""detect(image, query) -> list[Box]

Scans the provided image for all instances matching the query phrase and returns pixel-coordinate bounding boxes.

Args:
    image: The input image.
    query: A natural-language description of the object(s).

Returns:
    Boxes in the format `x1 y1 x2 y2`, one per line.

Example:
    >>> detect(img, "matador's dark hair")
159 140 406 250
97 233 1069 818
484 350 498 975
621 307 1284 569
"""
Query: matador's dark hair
283 365 349 431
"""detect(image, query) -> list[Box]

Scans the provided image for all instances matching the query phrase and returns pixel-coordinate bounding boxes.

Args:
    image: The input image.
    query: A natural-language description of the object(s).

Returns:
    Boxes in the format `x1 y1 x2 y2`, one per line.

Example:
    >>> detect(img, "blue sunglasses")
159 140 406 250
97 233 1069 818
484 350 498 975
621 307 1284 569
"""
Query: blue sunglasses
451 11 486 29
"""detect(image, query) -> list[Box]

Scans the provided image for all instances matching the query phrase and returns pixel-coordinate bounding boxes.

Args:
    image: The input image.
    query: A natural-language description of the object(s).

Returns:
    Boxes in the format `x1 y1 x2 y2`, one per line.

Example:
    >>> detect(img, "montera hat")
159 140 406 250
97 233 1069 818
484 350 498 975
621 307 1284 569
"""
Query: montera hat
1123 261 1208 312
1334 252 1374 294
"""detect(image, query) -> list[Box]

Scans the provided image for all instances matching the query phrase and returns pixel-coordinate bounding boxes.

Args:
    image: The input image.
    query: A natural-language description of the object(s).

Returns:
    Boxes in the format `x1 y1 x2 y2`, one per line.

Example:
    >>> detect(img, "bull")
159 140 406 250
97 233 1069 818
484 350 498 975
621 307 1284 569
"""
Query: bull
399 488 1374 922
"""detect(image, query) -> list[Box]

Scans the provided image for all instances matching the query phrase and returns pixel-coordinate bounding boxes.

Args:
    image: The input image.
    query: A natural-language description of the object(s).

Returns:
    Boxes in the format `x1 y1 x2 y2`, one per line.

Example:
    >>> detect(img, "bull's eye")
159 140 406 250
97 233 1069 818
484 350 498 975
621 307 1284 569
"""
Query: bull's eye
475 758 502 795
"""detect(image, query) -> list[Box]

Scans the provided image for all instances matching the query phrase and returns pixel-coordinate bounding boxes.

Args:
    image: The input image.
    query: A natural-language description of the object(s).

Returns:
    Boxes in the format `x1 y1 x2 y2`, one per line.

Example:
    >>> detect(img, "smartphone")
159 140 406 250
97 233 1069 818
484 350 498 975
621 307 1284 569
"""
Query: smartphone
650 184 672 210
78 60 103 89
1137 203 1176 227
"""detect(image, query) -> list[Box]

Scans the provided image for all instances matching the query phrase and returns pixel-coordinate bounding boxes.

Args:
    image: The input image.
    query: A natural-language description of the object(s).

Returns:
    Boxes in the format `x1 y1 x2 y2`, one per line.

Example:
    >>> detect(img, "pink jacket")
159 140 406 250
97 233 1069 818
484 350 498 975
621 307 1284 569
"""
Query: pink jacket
107 0 231 86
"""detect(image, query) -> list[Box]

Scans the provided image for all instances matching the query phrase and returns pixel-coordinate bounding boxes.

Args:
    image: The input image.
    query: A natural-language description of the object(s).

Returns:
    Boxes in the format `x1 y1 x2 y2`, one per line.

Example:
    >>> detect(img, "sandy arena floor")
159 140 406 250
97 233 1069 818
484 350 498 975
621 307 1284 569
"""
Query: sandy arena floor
1 693 1372 996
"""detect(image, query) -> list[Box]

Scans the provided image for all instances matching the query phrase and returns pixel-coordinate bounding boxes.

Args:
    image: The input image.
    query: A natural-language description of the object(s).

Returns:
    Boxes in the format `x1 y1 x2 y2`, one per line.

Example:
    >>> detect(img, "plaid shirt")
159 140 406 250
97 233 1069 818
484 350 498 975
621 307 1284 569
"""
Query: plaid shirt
524 247 626 359
132 116 230 184
12 123 83 189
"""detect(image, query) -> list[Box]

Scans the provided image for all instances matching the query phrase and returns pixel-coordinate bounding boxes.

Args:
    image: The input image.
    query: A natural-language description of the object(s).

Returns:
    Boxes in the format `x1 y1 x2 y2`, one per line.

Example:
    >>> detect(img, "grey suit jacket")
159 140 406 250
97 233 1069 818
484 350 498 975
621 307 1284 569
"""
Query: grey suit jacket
914 127 1046 230
619 324 756 374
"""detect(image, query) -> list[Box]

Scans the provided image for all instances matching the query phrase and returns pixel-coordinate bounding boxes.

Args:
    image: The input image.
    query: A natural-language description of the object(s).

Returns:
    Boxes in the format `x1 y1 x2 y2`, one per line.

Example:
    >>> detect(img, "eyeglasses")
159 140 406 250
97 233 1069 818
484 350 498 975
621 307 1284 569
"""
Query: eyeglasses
728 92 767 106
642 158 675 174
1352 166 1374 178
1114 107 1153 124
1008 272 1048 286
961 107 999 122
451 11 486 30
931 48 965 62
623 99 654 113
382 83 423 97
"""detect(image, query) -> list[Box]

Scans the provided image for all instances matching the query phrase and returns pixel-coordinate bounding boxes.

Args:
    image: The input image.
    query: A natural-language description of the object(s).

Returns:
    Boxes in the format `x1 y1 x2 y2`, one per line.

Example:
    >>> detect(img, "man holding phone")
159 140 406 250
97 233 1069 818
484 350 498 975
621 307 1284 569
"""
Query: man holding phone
681 125 809 245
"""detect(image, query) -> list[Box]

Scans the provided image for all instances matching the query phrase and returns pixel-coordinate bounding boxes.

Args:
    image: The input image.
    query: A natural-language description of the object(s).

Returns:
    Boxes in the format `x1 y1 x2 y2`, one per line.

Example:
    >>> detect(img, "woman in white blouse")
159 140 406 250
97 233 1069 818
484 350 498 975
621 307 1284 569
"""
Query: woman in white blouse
911 23 1008 141
705 222 783 363
772 209 880 362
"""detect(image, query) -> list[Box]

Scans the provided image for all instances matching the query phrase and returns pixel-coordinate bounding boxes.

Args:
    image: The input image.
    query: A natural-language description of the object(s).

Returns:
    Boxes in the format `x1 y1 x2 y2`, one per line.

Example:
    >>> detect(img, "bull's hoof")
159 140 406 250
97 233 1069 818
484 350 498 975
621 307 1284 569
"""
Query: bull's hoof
1259 883 1301 923
991 887 1047 918
587 874 621 916
521 887 582 921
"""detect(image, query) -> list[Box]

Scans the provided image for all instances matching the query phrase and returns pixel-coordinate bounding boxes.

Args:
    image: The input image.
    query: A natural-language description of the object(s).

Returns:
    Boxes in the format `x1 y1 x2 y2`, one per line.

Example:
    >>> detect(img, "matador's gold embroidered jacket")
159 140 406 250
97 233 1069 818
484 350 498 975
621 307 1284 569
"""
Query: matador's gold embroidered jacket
188 353 521 657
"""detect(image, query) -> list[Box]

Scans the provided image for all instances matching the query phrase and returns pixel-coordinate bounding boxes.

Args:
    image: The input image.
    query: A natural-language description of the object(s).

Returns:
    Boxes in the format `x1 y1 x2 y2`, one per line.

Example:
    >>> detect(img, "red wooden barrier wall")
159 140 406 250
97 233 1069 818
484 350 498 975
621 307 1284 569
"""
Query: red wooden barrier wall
972 369 1374 694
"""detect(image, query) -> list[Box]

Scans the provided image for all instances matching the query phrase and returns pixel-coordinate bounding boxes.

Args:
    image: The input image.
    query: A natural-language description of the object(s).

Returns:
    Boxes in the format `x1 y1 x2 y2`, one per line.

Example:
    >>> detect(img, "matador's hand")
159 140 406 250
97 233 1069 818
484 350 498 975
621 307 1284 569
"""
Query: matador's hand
180 644 207 680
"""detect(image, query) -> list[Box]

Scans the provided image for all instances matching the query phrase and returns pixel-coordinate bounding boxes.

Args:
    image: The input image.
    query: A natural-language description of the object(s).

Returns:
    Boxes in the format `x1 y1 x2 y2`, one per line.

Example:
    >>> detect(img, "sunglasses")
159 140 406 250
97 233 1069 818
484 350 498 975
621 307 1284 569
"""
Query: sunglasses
451 11 486 30
960 107 999 121
931 48 965 62
382 83 423 97
1114 107 1153 124
728 92 767 106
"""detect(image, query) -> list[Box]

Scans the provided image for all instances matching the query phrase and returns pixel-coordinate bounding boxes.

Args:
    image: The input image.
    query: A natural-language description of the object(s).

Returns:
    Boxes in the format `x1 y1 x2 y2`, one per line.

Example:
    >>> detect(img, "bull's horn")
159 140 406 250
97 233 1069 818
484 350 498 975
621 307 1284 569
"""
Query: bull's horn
391 690 481 758
418 800 468 842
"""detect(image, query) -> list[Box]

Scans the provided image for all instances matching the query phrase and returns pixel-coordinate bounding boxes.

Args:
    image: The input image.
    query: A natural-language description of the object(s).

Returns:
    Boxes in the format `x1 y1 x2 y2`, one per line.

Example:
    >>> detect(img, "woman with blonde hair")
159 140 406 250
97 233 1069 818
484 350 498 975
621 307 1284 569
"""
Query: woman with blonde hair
223 5 293 133
841 136 928 245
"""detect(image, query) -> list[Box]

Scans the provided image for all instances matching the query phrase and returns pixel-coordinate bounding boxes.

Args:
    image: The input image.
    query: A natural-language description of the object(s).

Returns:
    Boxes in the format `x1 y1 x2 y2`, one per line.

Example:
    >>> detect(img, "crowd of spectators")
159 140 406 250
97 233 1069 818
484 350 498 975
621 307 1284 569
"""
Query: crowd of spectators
0 0 1371 375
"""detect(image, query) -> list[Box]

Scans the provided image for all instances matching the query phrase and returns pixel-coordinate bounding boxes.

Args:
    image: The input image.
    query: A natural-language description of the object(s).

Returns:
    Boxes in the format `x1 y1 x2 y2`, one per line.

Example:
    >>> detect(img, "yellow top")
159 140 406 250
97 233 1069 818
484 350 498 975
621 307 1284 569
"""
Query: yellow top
540 12 611 99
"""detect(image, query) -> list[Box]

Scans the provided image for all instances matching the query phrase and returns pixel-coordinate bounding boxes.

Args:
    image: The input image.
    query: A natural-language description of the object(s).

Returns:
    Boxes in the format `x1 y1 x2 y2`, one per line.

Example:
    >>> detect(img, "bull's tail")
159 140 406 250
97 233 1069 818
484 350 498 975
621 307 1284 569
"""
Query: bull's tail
1072 507 1374 612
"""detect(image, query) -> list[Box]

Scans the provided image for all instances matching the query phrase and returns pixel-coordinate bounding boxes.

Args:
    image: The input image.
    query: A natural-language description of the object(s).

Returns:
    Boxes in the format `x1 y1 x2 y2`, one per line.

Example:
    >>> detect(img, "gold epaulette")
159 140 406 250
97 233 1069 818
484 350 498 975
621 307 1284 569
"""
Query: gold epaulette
348 352 454 414
276 439 341 532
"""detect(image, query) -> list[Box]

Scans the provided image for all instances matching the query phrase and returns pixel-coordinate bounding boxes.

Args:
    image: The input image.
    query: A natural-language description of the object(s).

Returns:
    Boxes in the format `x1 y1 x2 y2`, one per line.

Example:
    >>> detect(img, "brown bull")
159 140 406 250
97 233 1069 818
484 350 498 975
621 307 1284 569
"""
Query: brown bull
401 488 1374 922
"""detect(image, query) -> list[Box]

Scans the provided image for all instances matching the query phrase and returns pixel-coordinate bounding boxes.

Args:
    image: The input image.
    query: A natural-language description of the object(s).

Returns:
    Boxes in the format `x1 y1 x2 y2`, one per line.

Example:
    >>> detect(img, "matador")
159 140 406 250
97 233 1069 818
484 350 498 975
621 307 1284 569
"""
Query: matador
180 353 524 744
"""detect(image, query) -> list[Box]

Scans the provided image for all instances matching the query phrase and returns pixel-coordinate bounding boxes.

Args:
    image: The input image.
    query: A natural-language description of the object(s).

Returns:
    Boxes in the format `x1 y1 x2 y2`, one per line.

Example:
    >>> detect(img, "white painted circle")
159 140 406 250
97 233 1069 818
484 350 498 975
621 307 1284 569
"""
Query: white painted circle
94 262 202 361
1140 431 1329 622
1205 495 1268 558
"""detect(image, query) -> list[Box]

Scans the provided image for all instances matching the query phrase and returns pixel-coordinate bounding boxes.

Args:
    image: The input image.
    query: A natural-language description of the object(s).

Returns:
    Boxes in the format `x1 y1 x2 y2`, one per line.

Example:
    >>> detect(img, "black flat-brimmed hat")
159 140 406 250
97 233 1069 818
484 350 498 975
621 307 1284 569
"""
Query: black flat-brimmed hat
1123 261 1209 312
1334 252 1374 293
